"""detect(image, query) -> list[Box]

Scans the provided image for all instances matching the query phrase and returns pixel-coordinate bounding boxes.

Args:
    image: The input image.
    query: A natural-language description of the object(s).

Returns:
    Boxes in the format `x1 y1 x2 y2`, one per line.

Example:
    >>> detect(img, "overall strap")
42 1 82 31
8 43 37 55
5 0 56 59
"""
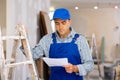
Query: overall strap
71 34 79 43
52 33 57 43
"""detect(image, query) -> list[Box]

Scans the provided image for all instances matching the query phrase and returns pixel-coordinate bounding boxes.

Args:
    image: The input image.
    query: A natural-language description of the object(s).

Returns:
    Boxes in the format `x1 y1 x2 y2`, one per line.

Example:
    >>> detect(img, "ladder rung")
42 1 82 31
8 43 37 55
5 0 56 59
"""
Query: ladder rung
5 61 33 67
2 36 25 40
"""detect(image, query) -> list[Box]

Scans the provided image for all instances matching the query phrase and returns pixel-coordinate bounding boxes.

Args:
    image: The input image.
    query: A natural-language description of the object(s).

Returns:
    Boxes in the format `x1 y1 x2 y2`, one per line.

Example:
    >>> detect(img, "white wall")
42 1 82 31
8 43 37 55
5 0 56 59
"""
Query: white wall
70 8 120 61
6 0 50 58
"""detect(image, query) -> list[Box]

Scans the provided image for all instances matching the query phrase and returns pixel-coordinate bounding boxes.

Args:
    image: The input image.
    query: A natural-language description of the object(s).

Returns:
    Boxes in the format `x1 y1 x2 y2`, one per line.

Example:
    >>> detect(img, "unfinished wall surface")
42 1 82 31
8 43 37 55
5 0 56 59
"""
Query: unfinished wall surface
70 8 120 61
1 0 51 80
6 0 50 58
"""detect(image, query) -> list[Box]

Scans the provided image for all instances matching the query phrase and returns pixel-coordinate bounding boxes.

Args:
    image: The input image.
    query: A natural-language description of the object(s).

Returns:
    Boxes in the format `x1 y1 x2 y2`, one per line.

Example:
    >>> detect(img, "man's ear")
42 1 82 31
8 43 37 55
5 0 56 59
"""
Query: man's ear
68 20 71 27
69 20 72 23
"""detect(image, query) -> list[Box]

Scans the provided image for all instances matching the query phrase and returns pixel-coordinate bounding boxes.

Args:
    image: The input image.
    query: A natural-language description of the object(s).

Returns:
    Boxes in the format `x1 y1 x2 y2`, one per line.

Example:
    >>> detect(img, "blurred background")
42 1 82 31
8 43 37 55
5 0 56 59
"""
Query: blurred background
1 0 120 80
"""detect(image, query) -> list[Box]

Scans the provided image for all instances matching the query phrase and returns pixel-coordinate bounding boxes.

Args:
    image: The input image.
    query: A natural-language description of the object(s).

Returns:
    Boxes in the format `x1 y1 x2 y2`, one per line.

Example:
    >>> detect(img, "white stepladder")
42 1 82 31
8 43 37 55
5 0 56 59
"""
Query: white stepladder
91 33 102 80
86 33 102 80
0 25 40 80
0 27 5 80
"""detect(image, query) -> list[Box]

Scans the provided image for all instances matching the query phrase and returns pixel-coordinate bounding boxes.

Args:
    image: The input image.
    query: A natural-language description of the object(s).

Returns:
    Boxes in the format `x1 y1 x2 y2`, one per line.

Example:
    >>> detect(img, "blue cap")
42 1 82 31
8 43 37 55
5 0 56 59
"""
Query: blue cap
53 8 70 20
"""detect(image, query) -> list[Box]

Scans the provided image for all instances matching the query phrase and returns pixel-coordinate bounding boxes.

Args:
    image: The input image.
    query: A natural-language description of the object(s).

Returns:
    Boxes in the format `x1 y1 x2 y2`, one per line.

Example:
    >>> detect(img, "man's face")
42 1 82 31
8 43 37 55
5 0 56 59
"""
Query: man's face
54 19 71 38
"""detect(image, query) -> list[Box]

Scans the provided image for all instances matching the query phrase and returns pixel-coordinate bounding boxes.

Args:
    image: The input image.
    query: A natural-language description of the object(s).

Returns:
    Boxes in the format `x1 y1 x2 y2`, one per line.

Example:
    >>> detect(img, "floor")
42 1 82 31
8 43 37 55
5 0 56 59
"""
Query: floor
83 63 115 80
84 76 114 80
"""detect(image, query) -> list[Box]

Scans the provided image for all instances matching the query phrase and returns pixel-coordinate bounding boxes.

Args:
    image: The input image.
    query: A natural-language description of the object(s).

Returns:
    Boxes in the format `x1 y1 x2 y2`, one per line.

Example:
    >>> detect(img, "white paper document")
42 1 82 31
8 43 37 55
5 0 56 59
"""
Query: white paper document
42 57 68 67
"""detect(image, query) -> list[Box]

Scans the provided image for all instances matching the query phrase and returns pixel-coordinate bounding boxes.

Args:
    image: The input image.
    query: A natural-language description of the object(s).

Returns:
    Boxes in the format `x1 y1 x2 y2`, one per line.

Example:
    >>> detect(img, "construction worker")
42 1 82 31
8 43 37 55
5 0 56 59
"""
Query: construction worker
22 8 94 80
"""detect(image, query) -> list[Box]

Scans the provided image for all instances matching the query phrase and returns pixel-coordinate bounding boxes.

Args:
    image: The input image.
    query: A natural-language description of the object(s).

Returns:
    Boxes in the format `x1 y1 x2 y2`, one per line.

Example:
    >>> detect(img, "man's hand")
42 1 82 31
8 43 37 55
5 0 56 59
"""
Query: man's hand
63 63 79 73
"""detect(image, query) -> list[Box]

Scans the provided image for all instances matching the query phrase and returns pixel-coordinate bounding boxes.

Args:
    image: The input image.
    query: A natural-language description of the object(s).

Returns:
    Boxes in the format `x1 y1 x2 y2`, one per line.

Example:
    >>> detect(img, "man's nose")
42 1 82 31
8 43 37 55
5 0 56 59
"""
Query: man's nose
58 23 64 29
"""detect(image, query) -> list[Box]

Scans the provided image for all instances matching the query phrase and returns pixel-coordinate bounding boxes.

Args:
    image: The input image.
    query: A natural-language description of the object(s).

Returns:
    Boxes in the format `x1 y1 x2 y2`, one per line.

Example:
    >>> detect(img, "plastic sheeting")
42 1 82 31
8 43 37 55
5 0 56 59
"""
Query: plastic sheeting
11 46 32 80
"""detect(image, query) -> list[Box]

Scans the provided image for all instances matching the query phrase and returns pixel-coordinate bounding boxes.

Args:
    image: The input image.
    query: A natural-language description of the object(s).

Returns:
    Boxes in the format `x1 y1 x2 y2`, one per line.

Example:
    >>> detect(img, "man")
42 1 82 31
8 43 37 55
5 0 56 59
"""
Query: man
31 8 94 80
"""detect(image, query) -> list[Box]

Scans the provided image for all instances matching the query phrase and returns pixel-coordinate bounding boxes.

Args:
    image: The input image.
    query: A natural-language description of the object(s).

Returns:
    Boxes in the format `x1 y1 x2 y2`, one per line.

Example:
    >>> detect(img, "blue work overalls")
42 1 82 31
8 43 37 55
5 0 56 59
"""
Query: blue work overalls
49 33 83 80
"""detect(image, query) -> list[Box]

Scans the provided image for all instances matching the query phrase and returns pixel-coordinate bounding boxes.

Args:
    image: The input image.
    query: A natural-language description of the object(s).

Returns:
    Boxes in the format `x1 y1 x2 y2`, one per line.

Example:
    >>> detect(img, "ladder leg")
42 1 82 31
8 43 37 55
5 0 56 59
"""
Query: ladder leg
28 64 38 80
0 27 6 80
21 39 38 80
8 40 19 80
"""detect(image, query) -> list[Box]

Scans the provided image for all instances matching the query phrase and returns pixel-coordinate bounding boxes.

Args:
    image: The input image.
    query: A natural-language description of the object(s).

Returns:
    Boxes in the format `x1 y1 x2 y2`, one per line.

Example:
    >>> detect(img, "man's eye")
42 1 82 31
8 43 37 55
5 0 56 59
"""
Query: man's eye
62 21 66 25
55 23 59 25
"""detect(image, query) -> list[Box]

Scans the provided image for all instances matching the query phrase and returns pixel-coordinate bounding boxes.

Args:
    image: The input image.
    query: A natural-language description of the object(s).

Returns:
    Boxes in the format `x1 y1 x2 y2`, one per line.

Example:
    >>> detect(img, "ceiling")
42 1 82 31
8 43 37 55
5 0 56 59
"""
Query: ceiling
50 0 120 10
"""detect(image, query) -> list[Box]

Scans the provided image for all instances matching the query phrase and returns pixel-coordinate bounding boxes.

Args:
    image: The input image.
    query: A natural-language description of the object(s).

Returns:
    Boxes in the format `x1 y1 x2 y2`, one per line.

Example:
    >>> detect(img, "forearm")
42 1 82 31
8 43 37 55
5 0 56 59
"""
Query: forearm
32 45 44 60
20 45 43 60
77 60 94 76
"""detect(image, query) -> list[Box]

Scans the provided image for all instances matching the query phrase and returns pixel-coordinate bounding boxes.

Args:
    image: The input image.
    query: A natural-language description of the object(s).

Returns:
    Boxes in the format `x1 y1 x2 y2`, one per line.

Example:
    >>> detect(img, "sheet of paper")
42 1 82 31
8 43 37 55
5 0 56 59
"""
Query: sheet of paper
42 57 68 67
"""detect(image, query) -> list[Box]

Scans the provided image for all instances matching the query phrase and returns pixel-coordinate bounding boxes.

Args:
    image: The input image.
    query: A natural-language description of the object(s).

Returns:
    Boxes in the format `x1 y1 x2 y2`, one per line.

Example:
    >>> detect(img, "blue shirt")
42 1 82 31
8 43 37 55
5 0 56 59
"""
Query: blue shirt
32 28 94 76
